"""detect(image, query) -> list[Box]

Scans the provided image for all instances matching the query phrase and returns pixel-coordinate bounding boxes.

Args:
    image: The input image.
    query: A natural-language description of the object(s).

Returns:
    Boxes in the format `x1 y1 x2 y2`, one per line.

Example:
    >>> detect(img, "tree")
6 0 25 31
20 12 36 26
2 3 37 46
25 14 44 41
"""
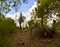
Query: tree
0 0 11 16
18 13 26 29
35 0 49 28
28 14 41 30
35 0 60 29
0 18 17 37
30 9 41 28
30 0 60 38
12 0 21 21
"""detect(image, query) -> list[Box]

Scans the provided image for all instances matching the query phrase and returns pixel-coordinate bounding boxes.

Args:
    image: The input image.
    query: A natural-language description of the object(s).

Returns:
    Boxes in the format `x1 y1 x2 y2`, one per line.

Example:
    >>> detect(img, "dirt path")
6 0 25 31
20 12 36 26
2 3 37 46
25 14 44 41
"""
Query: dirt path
9 29 60 47
9 29 31 47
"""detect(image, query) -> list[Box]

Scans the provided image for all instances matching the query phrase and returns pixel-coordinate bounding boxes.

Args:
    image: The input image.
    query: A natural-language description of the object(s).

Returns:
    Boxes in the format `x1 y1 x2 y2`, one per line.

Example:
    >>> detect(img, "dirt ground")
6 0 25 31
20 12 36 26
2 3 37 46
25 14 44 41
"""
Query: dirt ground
8 29 60 47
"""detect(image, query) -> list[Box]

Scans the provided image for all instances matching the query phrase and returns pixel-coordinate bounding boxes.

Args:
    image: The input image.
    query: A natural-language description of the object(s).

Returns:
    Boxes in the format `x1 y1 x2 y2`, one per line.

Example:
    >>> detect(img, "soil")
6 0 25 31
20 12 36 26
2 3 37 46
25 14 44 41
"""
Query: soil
8 29 60 47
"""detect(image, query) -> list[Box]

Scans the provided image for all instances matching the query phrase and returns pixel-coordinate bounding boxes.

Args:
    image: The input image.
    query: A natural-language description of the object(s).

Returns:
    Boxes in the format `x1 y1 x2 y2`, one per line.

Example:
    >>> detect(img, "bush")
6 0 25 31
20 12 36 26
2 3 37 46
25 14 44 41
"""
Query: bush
0 18 17 36
0 17 18 47
47 43 56 47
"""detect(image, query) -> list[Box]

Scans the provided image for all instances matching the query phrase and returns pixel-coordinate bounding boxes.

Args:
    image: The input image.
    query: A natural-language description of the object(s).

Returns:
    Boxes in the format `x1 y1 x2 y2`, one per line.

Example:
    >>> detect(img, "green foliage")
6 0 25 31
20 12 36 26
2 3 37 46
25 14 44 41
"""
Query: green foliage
0 13 18 47
28 16 41 29
35 0 51 28
0 16 18 47
0 0 22 15
0 13 4 18
0 0 11 15
47 43 56 47
53 21 60 30
0 38 9 47
0 0 6 2
34 0 60 29
28 19 35 29
13 0 21 7
0 18 17 37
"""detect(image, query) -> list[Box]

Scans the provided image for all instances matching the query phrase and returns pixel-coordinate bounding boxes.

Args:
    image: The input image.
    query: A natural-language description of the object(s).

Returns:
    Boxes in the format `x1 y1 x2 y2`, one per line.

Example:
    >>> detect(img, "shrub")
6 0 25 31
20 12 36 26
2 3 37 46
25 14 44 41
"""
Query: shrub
0 17 18 47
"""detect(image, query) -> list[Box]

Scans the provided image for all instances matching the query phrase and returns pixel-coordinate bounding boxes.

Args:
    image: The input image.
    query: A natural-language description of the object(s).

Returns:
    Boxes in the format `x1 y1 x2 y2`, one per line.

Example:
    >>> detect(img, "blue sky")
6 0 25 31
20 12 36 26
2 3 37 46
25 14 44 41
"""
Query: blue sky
6 0 38 26
6 0 59 27
7 0 38 21
9 0 38 14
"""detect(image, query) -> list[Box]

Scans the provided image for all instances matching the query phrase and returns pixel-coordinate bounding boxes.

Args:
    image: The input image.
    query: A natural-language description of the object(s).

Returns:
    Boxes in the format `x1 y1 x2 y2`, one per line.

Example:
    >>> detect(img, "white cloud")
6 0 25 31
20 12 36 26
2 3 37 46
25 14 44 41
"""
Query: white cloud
5 13 15 20
29 2 37 12
5 12 30 27
5 1 37 20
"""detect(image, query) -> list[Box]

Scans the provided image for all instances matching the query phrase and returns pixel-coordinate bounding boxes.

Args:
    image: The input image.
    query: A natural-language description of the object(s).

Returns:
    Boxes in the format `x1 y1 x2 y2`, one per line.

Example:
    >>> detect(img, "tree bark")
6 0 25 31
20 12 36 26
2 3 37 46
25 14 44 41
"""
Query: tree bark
41 15 43 28
20 22 21 30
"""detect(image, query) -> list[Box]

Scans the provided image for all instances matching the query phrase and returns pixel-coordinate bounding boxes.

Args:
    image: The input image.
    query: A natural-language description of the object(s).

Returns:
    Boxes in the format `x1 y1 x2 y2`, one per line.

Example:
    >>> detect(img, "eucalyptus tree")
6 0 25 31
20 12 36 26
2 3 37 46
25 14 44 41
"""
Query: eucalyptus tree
35 0 60 29
18 13 26 29
0 0 28 16
35 0 50 28
0 0 12 16
0 0 6 13
12 0 21 21
12 0 28 21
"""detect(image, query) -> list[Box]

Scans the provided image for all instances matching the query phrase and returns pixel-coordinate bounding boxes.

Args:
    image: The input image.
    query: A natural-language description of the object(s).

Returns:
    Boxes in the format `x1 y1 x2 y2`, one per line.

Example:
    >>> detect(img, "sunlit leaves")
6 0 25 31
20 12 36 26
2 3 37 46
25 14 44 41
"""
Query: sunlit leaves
12 0 21 7
53 21 60 30
0 0 6 2
31 0 60 29
0 0 11 15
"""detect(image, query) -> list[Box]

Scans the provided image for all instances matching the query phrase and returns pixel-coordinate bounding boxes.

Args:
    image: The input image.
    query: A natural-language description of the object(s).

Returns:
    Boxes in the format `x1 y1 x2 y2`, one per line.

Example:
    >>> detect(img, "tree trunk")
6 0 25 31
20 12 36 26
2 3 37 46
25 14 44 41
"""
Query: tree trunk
20 22 21 30
41 15 43 28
